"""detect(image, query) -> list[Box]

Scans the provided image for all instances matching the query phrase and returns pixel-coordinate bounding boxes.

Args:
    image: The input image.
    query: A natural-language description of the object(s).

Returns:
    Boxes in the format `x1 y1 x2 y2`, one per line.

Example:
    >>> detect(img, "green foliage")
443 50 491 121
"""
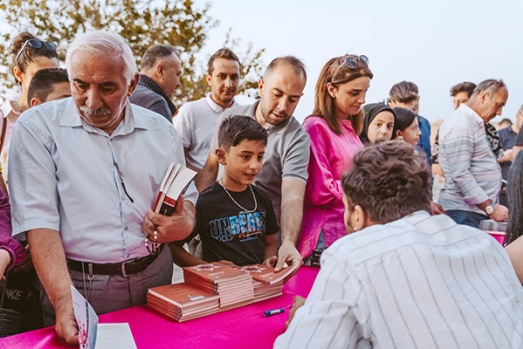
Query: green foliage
0 0 264 103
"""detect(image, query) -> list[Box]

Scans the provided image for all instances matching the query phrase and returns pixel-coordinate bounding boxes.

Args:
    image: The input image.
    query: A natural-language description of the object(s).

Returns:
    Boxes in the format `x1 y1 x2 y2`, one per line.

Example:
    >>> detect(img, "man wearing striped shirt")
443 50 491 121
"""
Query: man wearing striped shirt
438 79 509 228
275 141 523 349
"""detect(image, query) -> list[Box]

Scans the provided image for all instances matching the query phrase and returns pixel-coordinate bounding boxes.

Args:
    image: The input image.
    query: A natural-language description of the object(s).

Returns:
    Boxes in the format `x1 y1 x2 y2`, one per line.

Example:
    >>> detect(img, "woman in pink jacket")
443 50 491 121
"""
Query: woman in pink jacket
298 54 373 262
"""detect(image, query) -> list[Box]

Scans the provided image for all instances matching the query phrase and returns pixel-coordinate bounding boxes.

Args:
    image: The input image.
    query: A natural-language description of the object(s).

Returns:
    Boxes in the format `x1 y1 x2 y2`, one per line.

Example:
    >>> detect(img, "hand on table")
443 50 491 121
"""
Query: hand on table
285 296 306 329
54 299 79 345
274 240 302 280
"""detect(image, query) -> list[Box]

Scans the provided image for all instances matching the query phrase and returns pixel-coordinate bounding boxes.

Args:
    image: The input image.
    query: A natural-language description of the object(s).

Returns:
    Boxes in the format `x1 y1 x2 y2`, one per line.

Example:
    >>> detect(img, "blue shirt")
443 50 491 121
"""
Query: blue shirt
417 115 431 164
8 98 197 263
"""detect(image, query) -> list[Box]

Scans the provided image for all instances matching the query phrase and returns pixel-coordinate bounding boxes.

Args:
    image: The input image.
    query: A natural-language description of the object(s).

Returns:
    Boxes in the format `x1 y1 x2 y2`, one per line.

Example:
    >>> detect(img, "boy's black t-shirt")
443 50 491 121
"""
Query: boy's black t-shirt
188 182 279 266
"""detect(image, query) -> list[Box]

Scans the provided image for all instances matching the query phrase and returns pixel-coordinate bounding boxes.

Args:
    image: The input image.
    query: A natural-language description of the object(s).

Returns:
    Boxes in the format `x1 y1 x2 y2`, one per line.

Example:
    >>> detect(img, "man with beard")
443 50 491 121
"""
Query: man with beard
195 56 310 276
8 30 197 344
438 79 508 228
173 48 241 172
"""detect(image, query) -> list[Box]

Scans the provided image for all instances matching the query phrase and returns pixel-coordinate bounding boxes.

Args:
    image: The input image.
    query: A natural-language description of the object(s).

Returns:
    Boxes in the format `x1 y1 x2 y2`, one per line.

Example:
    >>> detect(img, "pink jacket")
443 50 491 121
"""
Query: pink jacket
298 116 363 258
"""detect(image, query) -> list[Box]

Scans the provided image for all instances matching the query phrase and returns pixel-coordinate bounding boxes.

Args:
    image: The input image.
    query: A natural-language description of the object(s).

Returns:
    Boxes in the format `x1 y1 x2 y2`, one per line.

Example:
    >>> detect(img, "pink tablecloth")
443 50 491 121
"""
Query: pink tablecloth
0 266 319 349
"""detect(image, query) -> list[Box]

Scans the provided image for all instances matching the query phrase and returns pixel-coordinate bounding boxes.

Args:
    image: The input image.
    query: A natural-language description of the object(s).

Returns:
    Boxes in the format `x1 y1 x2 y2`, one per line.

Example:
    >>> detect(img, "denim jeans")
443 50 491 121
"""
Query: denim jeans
446 210 489 229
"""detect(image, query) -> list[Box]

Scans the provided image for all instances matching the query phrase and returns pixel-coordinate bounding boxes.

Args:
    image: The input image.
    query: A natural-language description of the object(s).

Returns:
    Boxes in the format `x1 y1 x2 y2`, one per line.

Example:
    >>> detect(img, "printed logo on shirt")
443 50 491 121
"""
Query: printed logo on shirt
209 211 266 242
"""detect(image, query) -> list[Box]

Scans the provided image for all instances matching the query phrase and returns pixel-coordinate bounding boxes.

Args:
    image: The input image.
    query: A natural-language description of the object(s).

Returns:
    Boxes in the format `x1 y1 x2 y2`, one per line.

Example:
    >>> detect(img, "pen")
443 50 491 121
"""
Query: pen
263 308 285 317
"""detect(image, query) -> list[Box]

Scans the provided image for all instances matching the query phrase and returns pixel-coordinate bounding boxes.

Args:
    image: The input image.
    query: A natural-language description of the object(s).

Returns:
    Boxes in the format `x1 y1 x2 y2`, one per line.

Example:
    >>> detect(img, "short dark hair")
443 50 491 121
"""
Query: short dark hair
27 68 69 105
207 48 240 75
140 44 178 70
264 56 307 83
218 115 268 151
342 140 432 224
389 81 419 104
450 82 476 97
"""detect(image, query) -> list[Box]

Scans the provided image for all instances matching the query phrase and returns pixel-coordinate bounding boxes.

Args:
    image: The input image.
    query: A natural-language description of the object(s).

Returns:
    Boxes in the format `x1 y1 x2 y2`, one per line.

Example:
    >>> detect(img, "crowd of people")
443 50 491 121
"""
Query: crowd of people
1 29 523 348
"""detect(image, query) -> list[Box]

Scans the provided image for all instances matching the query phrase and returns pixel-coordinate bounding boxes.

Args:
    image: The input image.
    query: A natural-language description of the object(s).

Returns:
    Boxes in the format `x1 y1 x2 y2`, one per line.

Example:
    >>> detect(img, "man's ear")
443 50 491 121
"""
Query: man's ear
30 97 42 107
128 73 139 96
206 74 212 87
155 62 165 79
215 148 227 165
351 205 367 232
258 78 264 94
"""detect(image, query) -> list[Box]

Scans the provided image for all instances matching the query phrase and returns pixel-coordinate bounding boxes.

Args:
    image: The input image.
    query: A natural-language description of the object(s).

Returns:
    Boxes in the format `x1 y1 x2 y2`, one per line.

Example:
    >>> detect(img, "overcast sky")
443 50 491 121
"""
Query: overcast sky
195 0 523 123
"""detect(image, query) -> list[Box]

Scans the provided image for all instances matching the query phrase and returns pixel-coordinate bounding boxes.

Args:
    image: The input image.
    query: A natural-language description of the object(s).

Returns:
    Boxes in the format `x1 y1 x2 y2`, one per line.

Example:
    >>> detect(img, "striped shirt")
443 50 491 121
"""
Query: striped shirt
438 104 502 213
274 211 523 349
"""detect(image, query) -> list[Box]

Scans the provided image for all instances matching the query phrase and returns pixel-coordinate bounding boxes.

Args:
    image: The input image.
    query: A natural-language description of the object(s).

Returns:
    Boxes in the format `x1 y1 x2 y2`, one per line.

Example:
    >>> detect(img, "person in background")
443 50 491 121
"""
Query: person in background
1 32 59 193
360 102 395 144
388 80 431 163
171 115 278 267
392 107 421 147
497 106 523 206
434 81 502 176
8 30 197 344
450 81 476 110
174 48 241 173
498 118 512 129
26 68 70 107
298 54 372 263
438 79 508 228
275 140 523 349
129 44 181 122
1 68 71 189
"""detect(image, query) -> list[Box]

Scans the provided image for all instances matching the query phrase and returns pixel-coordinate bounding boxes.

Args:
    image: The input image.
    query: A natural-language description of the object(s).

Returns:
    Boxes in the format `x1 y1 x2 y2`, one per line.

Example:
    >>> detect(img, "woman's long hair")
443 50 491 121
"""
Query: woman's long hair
506 150 523 245
312 55 373 135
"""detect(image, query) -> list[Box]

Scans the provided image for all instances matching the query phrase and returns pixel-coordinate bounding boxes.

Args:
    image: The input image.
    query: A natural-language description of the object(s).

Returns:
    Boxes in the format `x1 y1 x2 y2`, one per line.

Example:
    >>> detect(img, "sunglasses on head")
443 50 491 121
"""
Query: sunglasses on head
331 55 369 83
15 38 57 63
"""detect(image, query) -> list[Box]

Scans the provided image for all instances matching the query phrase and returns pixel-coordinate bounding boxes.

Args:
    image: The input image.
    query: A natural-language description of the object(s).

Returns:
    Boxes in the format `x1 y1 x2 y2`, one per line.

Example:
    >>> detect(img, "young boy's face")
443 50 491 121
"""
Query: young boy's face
219 139 266 191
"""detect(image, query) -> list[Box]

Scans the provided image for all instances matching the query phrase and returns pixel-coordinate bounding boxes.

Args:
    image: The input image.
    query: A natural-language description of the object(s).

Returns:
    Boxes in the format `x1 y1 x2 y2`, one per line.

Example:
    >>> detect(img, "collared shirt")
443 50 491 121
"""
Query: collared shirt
275 211 523 349
438 103 502 213
173 94 239 170
210 101 310 226
0 100 20 153
298 116 362 258
8 98 197 263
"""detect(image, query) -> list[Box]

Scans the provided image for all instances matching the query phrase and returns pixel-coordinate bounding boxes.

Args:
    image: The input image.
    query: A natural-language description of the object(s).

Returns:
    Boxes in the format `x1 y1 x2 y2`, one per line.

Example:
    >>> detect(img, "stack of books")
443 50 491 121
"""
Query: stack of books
235 264 293 302
183 262 254 307
147 262 297 322
146 283 220 322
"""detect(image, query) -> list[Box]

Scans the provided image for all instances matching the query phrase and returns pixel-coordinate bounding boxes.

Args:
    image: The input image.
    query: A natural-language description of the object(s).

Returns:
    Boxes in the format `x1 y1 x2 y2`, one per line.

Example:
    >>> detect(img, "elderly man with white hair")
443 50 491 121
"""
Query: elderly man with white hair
8 30 197 344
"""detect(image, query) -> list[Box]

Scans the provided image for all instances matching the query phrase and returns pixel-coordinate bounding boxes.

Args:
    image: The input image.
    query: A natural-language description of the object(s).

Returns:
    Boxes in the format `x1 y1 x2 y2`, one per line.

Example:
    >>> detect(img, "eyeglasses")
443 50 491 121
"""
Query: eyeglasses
15 38 57 63
331 55 369 83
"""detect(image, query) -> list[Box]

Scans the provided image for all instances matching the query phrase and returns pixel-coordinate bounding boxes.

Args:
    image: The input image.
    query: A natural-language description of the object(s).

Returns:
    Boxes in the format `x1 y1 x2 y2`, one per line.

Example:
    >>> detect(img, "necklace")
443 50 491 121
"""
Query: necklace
218 179 258 213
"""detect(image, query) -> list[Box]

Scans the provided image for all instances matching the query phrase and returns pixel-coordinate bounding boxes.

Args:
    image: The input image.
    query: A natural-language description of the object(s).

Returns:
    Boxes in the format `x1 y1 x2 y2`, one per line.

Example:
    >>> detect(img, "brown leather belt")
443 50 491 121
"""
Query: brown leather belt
67 245 163 277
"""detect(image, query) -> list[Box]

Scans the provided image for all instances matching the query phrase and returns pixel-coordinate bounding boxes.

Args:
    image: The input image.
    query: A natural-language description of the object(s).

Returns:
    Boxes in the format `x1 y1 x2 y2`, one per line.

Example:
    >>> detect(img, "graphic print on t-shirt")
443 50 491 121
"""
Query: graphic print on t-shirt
209 211 266 243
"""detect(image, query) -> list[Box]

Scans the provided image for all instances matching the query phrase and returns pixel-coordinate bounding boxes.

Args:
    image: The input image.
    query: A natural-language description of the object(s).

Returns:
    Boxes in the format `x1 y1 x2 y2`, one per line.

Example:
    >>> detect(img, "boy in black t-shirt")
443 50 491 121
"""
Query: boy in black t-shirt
171 115 279 266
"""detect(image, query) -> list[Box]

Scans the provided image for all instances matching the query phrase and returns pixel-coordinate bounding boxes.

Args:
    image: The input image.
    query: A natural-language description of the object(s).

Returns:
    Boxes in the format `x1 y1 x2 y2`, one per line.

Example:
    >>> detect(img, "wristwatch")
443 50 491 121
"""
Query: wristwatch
485 204 495 215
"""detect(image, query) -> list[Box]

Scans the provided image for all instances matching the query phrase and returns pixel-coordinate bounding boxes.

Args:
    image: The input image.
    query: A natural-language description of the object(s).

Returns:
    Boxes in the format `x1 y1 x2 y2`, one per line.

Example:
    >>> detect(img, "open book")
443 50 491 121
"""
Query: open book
153 162 197 216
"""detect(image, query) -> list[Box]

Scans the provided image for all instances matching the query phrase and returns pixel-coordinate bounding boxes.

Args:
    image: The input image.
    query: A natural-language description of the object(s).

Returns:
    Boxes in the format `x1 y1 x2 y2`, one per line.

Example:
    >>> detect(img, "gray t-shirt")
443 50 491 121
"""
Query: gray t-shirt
210 101 310 225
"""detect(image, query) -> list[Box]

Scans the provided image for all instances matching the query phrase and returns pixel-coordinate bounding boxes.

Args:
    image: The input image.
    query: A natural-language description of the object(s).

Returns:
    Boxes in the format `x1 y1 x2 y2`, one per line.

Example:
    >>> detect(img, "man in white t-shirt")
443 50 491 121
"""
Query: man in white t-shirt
173 48 240 172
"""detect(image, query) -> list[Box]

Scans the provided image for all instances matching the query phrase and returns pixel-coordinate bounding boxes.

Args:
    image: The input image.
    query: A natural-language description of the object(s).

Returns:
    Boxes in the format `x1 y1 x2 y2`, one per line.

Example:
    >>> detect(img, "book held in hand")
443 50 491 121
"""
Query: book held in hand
153 162 196 216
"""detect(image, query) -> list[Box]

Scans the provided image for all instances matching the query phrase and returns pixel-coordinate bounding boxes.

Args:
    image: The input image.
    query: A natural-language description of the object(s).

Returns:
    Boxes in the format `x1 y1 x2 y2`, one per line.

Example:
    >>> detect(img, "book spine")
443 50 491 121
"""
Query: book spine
159 196 177 216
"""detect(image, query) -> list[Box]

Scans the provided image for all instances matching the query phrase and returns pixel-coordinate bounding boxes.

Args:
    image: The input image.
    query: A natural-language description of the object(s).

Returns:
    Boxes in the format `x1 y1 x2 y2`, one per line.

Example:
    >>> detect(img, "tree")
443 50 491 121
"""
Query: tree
0 0 264 103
